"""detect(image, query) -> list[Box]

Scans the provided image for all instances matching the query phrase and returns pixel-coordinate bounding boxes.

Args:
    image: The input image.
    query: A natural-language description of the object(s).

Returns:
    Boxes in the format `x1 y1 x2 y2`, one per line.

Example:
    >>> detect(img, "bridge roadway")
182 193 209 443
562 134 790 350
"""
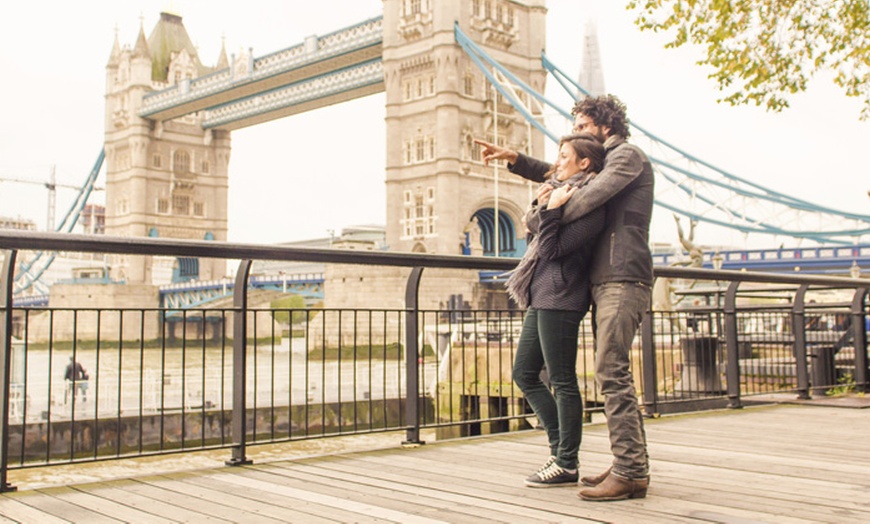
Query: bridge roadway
1 402 868 522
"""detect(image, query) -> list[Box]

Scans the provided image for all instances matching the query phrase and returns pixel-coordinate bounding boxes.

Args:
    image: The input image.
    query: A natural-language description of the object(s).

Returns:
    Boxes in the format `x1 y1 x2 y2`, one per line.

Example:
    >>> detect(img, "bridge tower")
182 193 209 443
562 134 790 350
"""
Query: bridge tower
104 13 230 284
382 0 547 255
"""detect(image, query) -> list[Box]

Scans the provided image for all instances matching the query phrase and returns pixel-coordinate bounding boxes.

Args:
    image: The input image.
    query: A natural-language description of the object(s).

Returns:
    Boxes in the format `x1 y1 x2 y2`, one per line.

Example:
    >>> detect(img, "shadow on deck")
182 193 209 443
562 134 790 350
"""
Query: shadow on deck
1 401 869 523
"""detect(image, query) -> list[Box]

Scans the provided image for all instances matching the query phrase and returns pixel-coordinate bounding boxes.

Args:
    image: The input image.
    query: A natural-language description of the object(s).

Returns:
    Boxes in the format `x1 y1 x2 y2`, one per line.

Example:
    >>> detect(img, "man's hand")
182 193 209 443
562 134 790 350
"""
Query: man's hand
473 138 519 167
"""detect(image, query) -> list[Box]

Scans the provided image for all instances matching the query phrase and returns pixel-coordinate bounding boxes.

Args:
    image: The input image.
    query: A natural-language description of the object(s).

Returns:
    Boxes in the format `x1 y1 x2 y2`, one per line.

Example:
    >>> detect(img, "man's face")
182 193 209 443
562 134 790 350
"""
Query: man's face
573 113 609 143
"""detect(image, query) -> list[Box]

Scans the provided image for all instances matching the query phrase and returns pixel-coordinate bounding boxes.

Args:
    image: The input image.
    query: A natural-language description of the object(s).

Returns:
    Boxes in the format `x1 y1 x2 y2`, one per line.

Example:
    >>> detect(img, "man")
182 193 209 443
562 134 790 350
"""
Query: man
64 356 88 404
474 94 653 501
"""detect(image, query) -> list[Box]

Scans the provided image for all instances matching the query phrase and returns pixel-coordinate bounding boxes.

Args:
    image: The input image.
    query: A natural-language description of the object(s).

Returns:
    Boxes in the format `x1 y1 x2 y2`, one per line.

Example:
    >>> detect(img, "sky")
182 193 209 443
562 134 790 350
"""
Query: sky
1 1 868 251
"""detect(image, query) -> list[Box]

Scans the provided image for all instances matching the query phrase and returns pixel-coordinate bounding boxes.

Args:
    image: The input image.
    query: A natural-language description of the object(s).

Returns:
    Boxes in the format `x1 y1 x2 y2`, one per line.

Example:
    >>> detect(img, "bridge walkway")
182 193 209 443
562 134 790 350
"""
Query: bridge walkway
1 403 868 522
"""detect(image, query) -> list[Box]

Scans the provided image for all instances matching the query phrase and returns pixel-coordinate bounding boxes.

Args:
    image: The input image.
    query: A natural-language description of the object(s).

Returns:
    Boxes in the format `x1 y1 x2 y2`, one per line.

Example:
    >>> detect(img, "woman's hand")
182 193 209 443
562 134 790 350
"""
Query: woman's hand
547 185 576 210
535 184 553 205
472 138 519 166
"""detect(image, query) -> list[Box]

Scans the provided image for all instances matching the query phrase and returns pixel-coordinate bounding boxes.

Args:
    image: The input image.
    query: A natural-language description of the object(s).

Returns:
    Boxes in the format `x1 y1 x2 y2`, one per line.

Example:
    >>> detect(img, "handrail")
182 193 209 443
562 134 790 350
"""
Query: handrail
1 231 865 287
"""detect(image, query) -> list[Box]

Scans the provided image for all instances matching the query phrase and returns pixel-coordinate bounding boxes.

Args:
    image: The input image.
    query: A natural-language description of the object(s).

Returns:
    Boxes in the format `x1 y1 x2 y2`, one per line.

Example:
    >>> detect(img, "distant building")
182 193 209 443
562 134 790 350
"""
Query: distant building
0 216 36 231
79 204 105 235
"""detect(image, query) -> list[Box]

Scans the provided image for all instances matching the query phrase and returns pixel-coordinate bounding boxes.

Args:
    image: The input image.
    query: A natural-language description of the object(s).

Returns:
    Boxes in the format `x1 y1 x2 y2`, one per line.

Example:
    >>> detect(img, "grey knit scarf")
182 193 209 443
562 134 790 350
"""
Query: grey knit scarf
505 171 594 309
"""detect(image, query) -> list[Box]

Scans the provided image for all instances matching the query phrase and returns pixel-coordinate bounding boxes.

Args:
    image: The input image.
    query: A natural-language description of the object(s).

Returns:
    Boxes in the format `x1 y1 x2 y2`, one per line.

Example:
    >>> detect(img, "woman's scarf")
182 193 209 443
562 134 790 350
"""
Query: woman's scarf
505 171 595 309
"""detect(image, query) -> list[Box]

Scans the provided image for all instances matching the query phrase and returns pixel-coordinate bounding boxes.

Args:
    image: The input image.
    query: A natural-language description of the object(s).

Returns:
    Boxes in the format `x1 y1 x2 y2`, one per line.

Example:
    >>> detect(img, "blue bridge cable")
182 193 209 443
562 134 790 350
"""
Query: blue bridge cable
454 26 870 243
540 53 870 224
14 148 105 293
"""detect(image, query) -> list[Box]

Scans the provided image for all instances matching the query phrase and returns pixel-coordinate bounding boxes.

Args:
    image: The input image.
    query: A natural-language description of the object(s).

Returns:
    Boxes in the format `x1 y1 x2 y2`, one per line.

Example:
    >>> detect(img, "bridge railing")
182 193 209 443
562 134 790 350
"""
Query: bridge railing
0 231 867 492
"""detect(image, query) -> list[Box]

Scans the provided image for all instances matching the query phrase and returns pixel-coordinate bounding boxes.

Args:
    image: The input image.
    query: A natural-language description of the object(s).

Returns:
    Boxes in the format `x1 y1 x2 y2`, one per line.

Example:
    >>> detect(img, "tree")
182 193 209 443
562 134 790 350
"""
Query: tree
626 0 870 119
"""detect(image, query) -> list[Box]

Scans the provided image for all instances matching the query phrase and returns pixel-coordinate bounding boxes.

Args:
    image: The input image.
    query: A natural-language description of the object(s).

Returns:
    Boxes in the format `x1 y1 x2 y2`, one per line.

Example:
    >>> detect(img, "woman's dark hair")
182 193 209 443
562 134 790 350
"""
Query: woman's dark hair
560 132 606 173
571 94 631 139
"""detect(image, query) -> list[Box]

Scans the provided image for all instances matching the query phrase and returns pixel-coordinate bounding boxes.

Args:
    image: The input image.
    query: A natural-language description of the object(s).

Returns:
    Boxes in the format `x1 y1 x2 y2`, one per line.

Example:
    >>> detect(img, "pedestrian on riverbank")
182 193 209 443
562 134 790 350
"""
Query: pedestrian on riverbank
504 133 605 488
64 356 89 404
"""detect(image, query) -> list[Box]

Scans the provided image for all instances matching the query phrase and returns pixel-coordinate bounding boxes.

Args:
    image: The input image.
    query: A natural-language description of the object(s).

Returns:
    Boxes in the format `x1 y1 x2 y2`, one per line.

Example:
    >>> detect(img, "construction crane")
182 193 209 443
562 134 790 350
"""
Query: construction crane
0 165 104 230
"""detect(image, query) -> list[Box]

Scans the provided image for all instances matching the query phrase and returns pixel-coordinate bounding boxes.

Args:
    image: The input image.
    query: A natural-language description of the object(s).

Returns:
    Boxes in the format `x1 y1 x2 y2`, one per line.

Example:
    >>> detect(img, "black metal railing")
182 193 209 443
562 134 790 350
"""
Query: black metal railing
1 231 867 492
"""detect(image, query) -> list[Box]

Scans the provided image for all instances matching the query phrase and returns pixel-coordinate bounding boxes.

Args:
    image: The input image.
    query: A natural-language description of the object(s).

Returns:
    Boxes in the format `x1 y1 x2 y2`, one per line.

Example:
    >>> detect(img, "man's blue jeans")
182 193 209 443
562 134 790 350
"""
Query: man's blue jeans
592 282 651 479
513 307 584 470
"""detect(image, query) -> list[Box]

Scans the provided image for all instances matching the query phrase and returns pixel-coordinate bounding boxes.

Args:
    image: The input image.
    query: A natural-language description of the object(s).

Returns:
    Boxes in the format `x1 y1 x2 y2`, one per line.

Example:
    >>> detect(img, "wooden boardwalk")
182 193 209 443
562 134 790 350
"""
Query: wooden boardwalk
1 403 868 523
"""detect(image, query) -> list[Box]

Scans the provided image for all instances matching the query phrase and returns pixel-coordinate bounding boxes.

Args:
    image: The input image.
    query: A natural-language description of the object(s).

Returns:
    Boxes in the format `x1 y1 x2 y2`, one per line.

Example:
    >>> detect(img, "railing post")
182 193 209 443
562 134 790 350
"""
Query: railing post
641 303 657 417
403 267 425 446
0 250 18 492
723 281 742 409
226 259 253 466
852 287 869 393
792 284 811 399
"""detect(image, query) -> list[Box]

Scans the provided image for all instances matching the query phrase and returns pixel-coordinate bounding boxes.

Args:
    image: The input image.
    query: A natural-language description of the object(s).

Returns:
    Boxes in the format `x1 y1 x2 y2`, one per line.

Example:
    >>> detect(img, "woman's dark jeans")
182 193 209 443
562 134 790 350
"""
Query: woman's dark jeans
513 307 584 470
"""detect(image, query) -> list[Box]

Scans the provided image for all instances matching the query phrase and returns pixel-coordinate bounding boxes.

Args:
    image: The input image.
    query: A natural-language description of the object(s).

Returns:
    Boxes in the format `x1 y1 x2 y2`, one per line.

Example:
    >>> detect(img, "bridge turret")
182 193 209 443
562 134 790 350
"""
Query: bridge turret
382 0 547 256
103 12 230 286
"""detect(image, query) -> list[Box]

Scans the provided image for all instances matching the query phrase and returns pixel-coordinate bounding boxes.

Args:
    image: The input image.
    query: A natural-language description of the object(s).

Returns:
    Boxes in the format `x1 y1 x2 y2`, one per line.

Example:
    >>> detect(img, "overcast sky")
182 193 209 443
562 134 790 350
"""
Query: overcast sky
1 1 867 250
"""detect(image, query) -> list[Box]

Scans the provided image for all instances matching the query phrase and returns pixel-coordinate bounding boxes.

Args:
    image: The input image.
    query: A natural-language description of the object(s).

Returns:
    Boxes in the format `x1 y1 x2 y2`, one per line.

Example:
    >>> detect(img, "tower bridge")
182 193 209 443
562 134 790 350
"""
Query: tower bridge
11 0 870 303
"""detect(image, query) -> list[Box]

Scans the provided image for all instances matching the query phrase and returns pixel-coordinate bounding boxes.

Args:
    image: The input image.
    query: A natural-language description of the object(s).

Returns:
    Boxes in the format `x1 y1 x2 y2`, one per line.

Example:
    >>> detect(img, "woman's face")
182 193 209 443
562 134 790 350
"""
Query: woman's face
554 142 587 181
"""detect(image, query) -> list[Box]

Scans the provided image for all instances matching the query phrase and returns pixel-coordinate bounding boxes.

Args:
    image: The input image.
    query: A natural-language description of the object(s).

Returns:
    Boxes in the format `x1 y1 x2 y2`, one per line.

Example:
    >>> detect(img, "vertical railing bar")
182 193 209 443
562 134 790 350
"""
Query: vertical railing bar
93 309 103 460
226 259 252 466
397 309 404 426
46 309 54 465
367 310 373 431
221 309 228 446
270 309 276 443
403 267 424 445
181 310 187 449
19 310 30 467
852 287 869 392
724 281 742 409
382 311 387 429
320 311 326 437
792 284 811 399
70 310 78 462
337 311 343 435
116 310 123 457
304 310 310 438
138 310 145 456
251 311 258 443
641 305 657 417
0 250 18 491
201 309 207 448
287 309 296 439
353 309 358 434
160 310 167 452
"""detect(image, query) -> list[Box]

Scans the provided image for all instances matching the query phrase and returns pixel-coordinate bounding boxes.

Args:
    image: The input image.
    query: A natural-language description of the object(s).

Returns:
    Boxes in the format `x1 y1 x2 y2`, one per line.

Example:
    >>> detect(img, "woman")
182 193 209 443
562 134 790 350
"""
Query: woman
507 133 606 488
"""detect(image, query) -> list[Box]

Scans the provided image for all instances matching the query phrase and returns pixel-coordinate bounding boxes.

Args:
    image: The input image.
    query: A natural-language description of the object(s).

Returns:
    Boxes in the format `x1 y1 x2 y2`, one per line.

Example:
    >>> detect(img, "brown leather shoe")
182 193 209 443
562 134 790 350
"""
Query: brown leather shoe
580 467 611 487
578 472 648 501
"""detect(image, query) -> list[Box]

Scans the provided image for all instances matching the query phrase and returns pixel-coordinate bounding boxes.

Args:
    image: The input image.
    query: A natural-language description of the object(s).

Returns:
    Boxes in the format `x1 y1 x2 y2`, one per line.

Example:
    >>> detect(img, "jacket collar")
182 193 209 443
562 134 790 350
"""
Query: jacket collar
603 135 625 151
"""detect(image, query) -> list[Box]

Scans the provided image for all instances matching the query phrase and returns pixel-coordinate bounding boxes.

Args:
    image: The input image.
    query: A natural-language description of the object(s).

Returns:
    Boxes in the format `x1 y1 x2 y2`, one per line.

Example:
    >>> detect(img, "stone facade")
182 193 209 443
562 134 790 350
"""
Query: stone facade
104 13 230 286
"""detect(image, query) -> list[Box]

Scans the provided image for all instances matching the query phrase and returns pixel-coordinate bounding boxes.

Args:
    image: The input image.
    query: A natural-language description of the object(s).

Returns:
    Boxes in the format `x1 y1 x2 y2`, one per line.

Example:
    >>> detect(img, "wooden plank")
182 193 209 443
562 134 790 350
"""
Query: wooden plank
160 471 354 524
182 473 366 524
110 478 239 523
210 471 450 524
245 462 557 524
0 495 70 524
72 479 234 523
24 487 122 523
130 474 288 524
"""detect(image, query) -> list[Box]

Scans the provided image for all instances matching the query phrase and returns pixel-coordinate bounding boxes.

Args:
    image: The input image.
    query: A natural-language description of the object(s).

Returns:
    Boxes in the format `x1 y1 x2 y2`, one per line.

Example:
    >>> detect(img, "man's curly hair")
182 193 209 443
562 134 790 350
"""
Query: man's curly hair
571 94 631 139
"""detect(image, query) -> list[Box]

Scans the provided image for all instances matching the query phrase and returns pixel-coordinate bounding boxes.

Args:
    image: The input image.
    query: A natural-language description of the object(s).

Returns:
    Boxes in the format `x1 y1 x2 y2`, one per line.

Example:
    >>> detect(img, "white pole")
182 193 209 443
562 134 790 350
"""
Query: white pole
492 82 500 257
